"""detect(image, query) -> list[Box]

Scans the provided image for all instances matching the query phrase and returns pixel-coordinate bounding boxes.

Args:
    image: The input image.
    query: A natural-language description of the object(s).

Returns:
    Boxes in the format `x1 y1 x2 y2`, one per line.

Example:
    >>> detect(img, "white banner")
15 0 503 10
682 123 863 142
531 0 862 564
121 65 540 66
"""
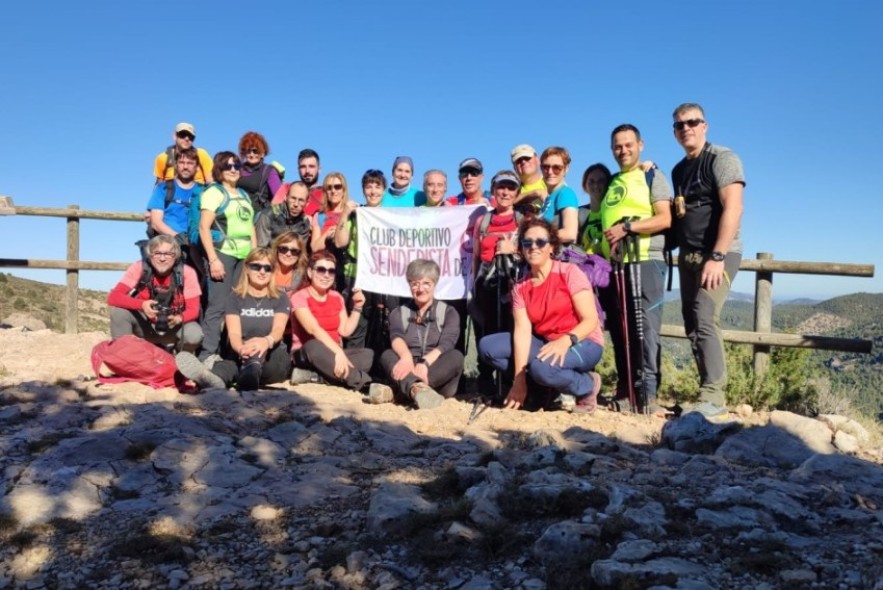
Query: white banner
354 206 486 299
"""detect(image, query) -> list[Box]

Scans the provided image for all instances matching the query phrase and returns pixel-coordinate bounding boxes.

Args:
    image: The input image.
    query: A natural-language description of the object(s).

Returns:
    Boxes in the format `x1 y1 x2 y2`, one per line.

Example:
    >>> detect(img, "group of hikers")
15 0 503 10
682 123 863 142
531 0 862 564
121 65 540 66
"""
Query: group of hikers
105 102 745 417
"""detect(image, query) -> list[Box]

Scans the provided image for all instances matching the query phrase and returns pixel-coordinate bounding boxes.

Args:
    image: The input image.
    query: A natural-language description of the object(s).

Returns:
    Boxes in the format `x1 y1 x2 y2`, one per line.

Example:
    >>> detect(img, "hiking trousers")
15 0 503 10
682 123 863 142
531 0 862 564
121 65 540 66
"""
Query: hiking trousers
200 252 244 359
110 306 202 352
679 250 741 405
212 343 291 387
379 348 464 400
479 332 603 398
298 340 373 391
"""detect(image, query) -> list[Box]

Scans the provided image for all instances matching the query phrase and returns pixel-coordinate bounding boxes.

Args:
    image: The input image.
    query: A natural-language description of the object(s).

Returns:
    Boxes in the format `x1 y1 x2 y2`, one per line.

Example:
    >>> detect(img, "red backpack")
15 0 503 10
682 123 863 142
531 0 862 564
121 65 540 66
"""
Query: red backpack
91 335 180 389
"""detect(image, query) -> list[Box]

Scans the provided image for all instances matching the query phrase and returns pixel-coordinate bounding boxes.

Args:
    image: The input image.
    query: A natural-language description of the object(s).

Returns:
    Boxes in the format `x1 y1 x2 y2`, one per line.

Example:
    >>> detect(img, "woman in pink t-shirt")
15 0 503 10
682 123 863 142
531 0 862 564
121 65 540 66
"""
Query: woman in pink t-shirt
288 251 373 391
478 218 604 412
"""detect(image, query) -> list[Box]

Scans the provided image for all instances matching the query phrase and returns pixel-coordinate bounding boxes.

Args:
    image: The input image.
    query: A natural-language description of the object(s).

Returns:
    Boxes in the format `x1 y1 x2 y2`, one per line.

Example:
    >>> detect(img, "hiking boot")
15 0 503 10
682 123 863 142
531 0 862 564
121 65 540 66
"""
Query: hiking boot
367 383 394 405
573 371 602 414
176 352 226 391
410 382 444 410
290 367 320 385
237 359 262 392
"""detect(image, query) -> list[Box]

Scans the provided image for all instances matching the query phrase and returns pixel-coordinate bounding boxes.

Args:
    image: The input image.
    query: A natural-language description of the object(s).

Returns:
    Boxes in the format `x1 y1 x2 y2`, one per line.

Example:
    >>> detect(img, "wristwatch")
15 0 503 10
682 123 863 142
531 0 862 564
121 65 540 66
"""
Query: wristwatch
622 220 633 235
710 251 726 262
568 333 579 347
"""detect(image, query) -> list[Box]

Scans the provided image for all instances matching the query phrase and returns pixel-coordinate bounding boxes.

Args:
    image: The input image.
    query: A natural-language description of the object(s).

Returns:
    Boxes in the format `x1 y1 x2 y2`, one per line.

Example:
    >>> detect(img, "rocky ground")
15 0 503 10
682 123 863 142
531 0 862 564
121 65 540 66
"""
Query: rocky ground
1 326 882 590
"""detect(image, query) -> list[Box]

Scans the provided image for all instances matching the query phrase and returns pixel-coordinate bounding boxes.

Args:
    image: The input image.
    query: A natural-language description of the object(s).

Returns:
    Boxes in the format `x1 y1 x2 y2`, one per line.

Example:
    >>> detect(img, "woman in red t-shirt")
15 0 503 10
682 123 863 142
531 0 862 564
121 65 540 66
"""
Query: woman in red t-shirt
478 218 604 412
288 251 373 391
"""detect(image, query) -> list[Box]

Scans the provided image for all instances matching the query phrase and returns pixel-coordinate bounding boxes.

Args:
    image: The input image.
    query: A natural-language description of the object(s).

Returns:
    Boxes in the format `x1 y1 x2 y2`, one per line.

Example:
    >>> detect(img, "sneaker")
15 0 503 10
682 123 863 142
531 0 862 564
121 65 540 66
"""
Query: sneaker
176 352 226 391
237 359 262 392
552 393 577 412
684 401 728 418
410 382 444 410
199 353 222 370
290 367 320 385
367 383 394 405
573 371 602 414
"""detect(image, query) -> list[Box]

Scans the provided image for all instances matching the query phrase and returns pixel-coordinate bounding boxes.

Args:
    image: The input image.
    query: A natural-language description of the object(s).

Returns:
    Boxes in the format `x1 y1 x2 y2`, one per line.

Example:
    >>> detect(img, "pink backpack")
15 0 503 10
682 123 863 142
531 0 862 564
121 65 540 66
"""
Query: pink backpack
91 335 180 389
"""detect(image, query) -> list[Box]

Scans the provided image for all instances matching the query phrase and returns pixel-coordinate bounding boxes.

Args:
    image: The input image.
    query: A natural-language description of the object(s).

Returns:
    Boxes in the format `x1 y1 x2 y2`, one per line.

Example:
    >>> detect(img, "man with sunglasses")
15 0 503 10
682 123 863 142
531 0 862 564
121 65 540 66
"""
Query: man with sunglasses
255 181 313 247
601 124 673 415
446 158 493 208
153 122 213 185
510 144 547 208
671 103 745 417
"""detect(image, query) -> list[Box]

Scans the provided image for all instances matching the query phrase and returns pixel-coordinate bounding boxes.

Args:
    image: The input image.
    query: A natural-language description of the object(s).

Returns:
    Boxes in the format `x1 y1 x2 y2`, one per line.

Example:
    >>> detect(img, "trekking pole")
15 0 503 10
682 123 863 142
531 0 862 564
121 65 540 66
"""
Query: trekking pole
626 233 648 414
614 243 636 412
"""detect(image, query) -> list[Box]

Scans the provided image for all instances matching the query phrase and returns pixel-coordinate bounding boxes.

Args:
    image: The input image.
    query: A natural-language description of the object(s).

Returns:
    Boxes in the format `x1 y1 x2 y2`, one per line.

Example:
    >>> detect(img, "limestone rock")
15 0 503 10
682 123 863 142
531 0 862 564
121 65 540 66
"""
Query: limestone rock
769 410 834 454
366 483 437 535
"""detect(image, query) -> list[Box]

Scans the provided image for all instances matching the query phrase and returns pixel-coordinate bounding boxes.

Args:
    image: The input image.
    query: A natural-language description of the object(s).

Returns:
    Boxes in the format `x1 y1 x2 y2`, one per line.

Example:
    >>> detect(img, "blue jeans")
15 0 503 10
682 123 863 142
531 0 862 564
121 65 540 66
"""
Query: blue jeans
479 332 603 398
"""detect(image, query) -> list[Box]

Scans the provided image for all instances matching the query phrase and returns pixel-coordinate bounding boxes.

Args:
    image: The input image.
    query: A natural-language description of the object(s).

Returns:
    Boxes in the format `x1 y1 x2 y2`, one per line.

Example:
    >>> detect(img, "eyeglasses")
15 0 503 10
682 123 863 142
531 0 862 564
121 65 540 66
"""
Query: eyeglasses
312 265 336 276
324 183 343 191
151 251 176 259
244 148 262 156
247 263 273 273
409 280 435 290
176 131 195 141
520 238 550 250
459 169 481 178
277 246 301 256
673 118 705 131
541 164 564 174
222 162 242 171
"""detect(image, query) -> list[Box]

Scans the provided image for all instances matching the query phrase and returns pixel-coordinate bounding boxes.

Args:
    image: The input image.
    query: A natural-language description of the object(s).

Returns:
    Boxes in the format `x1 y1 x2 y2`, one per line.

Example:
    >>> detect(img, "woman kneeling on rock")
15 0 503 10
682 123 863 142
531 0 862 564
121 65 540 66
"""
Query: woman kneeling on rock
371 259 463 410
479 218 603 412
288 251 374 392
177 248 290 392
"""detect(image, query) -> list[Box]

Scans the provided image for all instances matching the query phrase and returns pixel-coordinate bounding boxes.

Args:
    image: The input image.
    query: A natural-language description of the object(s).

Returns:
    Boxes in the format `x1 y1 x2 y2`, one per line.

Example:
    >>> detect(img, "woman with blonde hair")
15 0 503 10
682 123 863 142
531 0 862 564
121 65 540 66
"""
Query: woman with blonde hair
177 247 290 391
310 172 353 254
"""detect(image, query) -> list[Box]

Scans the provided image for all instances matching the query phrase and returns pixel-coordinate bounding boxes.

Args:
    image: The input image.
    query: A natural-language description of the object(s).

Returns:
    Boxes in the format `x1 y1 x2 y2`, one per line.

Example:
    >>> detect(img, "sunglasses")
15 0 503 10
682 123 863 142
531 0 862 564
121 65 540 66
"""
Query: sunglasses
247 263 272 273
520 238 550 250
514 156 532 166
541 164 564 174
312 265 336 276
176 131 195 140
324 183 344 191
459 169 481 178
244 148 262 156
673 118 705 131
277 246 301 256
222 162 242 171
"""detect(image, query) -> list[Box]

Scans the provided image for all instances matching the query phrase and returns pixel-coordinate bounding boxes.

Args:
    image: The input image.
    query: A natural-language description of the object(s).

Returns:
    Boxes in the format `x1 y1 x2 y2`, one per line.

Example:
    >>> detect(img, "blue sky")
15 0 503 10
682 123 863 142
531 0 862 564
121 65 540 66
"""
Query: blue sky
1 0 880 299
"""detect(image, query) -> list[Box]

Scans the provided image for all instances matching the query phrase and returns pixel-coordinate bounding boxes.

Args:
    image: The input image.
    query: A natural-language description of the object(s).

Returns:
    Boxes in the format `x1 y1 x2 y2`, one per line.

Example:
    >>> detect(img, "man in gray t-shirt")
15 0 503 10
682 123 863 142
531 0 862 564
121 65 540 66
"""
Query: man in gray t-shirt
670 103 746 414
600 124 673 413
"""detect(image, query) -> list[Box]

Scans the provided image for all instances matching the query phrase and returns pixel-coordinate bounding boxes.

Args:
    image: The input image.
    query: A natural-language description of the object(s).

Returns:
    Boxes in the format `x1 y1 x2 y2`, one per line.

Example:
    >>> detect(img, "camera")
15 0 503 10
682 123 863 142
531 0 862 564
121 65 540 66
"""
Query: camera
153 304 173 334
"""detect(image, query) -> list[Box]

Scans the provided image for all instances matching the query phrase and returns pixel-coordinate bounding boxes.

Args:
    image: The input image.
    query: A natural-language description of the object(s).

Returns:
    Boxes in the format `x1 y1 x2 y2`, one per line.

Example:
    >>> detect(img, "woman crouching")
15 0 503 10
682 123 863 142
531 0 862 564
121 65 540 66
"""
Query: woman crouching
479 218 603 412
372 259 463 409
177 248 290 391
289 251 373 391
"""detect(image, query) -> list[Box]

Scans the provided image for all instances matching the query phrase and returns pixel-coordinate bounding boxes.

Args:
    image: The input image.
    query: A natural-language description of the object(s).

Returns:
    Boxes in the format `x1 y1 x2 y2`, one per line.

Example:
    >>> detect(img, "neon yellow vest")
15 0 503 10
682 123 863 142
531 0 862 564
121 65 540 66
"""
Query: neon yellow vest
600 168 653 262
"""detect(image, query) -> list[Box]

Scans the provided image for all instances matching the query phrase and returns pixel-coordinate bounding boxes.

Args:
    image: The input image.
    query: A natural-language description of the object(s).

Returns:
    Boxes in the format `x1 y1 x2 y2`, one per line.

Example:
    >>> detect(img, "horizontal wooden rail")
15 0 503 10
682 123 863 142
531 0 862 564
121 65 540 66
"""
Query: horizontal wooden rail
11 206 143 222
0 259 129 271
737 258 874 277
660 325 873 354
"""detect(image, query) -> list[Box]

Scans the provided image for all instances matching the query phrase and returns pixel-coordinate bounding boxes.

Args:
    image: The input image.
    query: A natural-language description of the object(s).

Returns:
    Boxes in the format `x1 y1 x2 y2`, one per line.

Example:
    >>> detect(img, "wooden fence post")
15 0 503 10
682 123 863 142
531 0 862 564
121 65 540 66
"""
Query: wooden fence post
65 205 80 334
753 252 773 381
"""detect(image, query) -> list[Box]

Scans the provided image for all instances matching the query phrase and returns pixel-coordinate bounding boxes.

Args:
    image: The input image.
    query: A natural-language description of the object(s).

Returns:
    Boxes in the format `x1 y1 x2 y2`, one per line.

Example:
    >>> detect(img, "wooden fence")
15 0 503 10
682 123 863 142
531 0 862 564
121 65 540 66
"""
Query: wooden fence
0 197 876 380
